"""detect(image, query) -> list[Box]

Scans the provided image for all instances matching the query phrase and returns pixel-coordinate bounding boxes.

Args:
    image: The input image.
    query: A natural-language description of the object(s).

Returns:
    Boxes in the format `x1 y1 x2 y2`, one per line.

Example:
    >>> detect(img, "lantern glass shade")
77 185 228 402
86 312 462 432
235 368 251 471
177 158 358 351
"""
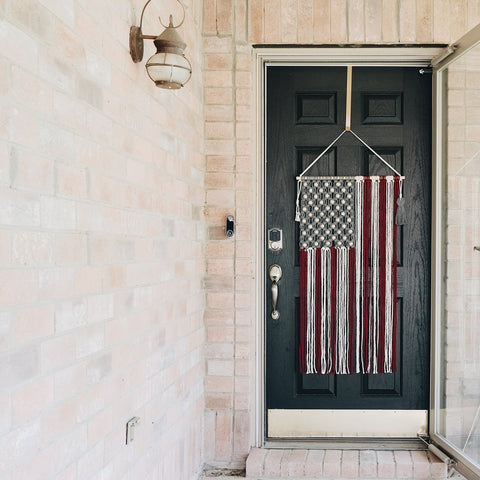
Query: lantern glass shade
145 51 192 89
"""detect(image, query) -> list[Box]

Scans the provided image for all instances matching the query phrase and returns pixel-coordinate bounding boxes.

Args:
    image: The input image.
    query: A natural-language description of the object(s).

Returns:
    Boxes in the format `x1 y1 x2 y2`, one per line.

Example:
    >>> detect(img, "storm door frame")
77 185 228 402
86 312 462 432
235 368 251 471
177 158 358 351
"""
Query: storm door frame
431 23 480 480
253 45 447 448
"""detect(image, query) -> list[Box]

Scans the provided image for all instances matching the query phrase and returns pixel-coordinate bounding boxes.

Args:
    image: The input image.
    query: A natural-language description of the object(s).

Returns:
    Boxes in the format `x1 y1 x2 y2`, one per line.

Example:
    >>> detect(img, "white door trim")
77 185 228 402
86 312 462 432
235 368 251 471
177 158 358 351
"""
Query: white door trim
253 46 446 447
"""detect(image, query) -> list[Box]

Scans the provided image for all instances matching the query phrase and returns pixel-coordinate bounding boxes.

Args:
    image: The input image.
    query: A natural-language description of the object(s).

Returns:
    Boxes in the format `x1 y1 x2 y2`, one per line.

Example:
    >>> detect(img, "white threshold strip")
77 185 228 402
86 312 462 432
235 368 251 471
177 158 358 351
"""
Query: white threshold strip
268 409 428 438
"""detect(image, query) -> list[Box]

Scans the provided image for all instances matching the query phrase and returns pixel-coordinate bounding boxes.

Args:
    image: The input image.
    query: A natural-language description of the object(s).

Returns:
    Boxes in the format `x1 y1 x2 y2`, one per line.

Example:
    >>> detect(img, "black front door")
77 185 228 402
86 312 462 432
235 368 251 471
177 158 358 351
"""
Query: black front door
265 66 431 437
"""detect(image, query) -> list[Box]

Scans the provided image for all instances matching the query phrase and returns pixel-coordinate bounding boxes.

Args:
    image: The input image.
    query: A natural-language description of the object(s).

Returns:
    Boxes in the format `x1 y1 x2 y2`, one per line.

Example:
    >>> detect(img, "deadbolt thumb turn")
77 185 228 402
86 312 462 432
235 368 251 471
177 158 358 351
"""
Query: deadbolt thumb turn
269 264 282 320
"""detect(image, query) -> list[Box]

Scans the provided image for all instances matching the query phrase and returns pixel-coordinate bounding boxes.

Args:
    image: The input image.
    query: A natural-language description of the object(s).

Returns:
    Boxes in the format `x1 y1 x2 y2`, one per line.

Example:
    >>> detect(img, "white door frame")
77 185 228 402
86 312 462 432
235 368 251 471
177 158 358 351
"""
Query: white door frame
253 45 447 447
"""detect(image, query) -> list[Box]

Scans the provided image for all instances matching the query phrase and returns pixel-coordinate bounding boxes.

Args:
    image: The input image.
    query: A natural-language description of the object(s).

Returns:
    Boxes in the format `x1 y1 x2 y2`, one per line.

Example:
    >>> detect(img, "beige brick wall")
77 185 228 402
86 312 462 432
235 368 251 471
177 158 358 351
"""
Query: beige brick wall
202 0 480 468
0 1 205 479
1 0 480 476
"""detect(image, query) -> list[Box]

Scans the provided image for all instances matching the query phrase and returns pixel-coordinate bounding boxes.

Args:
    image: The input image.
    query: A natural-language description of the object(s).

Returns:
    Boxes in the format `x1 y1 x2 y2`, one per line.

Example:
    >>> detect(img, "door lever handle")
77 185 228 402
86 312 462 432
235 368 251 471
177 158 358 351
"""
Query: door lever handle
269 264 282 320
474 246 480 252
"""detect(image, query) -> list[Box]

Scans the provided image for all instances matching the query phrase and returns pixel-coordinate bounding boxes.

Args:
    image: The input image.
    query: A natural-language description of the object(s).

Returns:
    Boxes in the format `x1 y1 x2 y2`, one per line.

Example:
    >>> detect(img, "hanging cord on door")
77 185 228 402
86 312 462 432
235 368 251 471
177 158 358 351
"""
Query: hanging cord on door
295 129 348 221
345 64 352 131
295 66 406 225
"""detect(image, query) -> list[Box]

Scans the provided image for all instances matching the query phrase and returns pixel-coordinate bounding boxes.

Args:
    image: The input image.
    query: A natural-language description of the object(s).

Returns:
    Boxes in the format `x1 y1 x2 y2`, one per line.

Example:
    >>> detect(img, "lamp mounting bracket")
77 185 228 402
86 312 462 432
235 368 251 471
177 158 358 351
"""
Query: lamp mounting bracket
129 26 157 63
129 26 144 63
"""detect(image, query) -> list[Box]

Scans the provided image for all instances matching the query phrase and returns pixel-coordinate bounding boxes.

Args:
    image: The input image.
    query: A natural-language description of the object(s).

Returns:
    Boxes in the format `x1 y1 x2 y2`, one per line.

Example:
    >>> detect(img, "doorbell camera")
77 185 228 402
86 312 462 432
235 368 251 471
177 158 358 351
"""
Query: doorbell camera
226 215 235 238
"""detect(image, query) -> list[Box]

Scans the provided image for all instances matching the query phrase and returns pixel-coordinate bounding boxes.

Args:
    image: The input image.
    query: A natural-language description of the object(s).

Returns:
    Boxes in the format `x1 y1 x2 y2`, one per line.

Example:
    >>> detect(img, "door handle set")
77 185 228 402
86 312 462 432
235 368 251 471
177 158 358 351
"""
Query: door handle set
269 264 282 320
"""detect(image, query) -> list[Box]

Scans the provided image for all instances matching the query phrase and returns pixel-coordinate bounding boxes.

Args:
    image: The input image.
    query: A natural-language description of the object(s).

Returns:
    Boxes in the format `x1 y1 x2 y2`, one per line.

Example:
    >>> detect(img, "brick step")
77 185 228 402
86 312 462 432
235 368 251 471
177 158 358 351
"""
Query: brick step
245 448 453 479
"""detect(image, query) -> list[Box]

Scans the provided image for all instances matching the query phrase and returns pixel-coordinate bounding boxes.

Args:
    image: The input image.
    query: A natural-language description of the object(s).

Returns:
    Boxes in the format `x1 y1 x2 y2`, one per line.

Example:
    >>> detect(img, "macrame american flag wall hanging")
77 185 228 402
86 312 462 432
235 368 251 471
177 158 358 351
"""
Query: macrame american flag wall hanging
296 174 403 375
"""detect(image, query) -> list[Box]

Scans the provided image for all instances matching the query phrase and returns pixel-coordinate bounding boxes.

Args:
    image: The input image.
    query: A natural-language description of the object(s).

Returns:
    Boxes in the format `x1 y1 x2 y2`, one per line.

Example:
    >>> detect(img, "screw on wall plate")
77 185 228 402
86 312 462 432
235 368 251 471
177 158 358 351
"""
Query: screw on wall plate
126 417 140 444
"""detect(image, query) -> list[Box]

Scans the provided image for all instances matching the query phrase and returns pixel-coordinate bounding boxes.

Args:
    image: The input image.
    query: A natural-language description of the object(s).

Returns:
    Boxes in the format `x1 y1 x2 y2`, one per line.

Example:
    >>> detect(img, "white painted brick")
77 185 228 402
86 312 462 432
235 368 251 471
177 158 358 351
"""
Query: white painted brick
53 90 87 133
0 311 11 352
0 418 41 472
87 293 114 323
1 2 204 478
86 353 112 384
39 267 75 299
12 377 54 425
0 20 39 71
0 346 40 389
85 48 112 87
51 425 88 474
37 0 75 27
0 189 40 227
40 332 76 374
39 122 75 160
12 231 54 265
0 143 10 187
13 304 54 345
77 440 105 479
75 324 104 359
40 197 77 230
0 391 11 435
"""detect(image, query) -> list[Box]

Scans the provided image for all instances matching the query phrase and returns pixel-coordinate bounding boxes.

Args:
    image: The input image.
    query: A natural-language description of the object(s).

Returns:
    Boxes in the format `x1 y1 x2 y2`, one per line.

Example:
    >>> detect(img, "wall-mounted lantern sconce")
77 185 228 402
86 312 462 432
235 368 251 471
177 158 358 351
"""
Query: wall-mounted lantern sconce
129 0 192 89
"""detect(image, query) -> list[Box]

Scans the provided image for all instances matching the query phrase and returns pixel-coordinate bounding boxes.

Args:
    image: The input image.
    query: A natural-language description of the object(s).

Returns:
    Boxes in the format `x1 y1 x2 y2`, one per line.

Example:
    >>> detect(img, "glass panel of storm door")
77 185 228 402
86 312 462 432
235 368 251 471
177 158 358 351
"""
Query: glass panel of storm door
438 40 480 469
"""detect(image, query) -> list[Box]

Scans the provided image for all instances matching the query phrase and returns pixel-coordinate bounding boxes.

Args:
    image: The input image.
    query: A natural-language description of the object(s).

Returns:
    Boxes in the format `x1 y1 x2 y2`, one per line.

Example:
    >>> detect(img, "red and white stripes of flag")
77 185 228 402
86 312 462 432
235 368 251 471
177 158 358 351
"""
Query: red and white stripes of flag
298 176 400 375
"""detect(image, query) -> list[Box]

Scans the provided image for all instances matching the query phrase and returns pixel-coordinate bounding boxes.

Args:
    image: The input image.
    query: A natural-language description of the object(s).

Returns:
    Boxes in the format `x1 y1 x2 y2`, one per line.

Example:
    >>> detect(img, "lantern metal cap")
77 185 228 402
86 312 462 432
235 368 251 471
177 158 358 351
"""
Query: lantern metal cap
153 15 186 55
